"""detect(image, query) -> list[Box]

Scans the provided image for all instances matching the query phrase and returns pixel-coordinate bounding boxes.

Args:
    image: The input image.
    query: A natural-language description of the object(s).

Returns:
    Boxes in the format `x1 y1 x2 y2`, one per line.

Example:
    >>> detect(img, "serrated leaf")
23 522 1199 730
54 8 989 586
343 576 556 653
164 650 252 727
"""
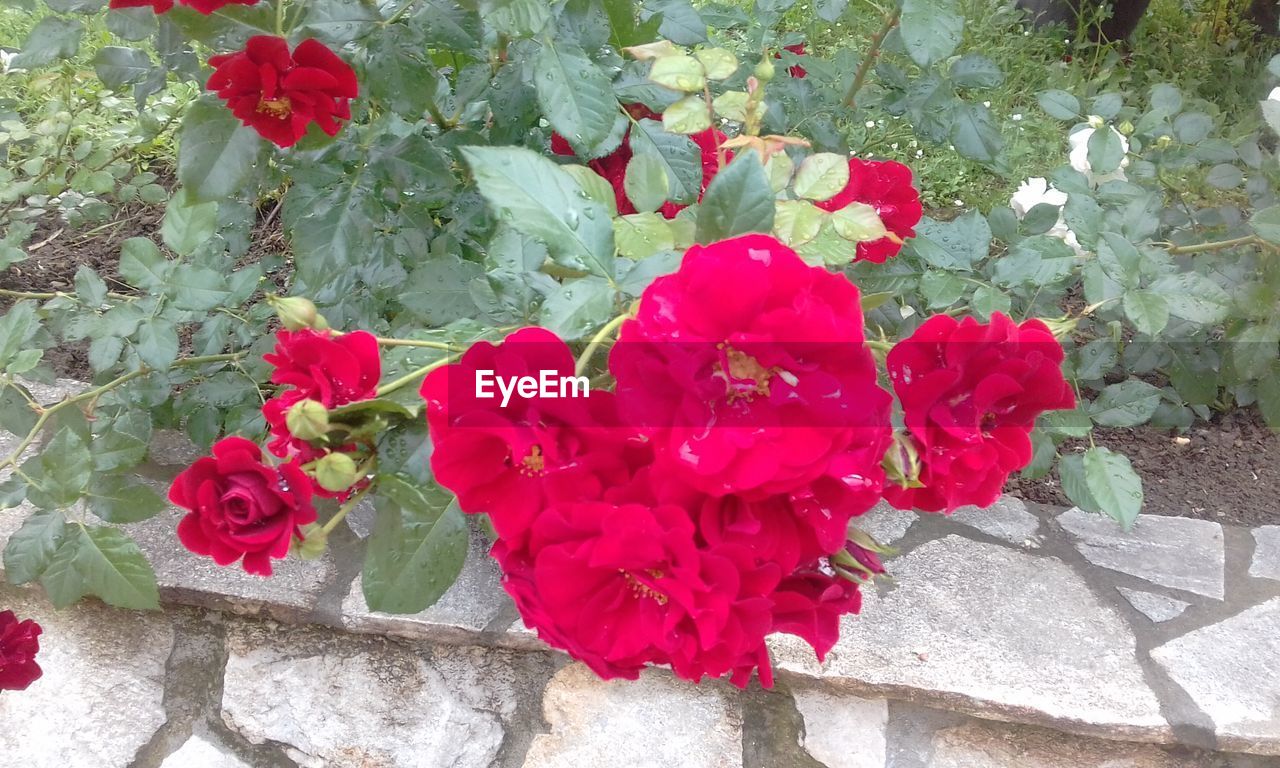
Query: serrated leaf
540 276 616 339
772 200 825 246
663 94 712 134
614 213 676 258
899 0 962 67
1082 447 1143 529
86 476 166 524
3 510 66 585
161 195 218 257
695 153 774 244
75 525 160 609
1038 90 1081 120
624 152 670 214
1089 379 1162 427
1123 291 1169 336
793 153 850 201
40 533 87 609
362 476 468 614
119 238 171 290
535 40 617 156
630 119 702 205
694 48 738 80
178 98 263 202
1150 273 1231 325
136 319 180 370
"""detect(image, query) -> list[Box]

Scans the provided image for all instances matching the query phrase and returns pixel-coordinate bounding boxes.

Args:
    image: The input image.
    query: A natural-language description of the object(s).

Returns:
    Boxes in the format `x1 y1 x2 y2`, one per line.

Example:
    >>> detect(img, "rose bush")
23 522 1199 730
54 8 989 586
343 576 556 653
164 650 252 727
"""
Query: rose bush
5 0 1268 689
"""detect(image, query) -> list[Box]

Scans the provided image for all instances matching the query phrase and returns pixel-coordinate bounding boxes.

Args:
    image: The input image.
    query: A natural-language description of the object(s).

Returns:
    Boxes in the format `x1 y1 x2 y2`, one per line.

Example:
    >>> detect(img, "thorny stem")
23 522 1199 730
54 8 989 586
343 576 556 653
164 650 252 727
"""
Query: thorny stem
0 352 245 473
373 337 455 351
1164 233 1264 255
0 288 135 302
844 8 900 110
575 312 633 377
374 355 458 398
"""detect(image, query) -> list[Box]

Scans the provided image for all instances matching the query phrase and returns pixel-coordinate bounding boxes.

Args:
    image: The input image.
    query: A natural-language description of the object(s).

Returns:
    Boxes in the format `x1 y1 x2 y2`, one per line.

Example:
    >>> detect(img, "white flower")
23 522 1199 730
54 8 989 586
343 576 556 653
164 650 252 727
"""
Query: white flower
1011 113 1023 121
865 120 875 128
0 50 23 75
1268 86 1280 102
982 101 991 107
1009 177 1086 256
1068 117 1130 185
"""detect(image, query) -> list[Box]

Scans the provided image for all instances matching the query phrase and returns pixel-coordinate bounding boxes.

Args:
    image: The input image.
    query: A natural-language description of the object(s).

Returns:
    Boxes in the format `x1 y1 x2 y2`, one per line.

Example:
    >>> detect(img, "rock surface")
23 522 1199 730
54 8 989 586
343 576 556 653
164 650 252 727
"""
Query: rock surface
782 536 1168 739
0 585 173 768
948 497 1041 546
926 719 1194 767
1117 587 1191 623
1057 508 1225 599
158 734 251 768
1250 526 1280 583
792 688 887 768
522 663 743 768
855 502 917 547
1150 598 1280 754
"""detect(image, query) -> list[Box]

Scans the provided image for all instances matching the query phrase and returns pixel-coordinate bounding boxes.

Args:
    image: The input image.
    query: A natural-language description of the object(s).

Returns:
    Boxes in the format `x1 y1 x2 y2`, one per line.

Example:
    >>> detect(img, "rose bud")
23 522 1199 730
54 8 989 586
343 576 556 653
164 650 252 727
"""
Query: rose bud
313 452 359 493
285 398 330 441
267 294 329 332
753 56 775 83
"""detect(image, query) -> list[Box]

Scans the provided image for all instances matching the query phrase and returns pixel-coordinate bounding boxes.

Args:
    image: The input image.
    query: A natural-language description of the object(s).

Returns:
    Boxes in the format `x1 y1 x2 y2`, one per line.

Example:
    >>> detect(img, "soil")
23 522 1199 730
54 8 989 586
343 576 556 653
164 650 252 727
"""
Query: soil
1008 407 1280 528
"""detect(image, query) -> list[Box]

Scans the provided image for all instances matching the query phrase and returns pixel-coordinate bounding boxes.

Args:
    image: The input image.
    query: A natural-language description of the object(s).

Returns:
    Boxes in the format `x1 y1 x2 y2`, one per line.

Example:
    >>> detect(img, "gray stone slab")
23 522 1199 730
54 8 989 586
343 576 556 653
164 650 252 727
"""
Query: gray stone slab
948 497 1041 547
1250 526 1280 583
1150 598 1280 755
221 621 535 768
522 663 742 768
0 584 174 768
159 735 251 768
771 536 1169 742
1056 508 1225 599
792 688 887 768
1117 587 1190 623
924 719 1197 767
854 501 917 548
341 525 517 644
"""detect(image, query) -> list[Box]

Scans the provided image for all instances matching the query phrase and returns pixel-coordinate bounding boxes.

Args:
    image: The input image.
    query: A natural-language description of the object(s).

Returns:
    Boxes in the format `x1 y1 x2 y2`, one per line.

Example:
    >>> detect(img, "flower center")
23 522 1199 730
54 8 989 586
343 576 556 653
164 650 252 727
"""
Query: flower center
620 569 668 605
518 445 546 476
716 343 775 403
256 96 293 118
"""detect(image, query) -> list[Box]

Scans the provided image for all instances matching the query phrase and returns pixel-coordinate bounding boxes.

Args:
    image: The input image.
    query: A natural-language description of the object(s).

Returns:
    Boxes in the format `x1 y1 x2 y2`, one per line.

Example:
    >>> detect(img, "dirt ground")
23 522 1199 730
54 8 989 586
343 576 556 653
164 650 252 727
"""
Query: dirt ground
3 206 1278 526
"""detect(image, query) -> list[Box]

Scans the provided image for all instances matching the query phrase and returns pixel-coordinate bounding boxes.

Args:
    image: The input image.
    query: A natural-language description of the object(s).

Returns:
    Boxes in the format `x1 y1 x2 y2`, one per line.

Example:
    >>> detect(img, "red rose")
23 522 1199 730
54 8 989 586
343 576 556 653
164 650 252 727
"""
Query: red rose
882 313 1074 512
813 158 923 263
777 43 807 78
263 329 381 407
169 437 317 575
207 36 358 148
608 234 892 499
770 570 862 661
420 328 635 548
0 611 42 691
108 0 259 14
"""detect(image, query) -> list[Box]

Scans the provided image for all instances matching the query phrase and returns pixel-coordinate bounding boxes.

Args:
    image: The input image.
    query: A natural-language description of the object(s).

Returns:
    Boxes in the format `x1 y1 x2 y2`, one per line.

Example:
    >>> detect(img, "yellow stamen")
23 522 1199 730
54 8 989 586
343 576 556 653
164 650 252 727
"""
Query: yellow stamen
256 96 292 118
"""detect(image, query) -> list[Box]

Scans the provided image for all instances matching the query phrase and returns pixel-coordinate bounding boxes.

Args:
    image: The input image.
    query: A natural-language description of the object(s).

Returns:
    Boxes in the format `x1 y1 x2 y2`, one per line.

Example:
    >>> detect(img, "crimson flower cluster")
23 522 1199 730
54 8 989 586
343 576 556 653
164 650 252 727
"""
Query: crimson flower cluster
0 610 42 692
551 104 729 219
424 235 895 687
170 328 383 575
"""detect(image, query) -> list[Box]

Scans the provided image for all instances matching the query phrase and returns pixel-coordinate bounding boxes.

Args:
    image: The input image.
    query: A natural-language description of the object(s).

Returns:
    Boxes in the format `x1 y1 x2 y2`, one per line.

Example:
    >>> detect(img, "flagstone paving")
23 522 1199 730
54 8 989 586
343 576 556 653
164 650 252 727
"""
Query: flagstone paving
1 391 1279 766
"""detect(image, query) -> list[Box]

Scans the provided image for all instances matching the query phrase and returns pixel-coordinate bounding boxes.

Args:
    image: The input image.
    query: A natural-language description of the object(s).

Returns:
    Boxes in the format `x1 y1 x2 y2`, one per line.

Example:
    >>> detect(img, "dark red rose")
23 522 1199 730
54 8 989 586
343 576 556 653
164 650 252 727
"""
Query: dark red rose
813 158 923 263
108 0 174 9
882 313 1074 512
777 43 807 78
207 36 358 148
109 0 259 14
420 327 636 548
263 329 381 408
169 437 317 576
608 234 892 499
0 611 42 691
770 570 862 661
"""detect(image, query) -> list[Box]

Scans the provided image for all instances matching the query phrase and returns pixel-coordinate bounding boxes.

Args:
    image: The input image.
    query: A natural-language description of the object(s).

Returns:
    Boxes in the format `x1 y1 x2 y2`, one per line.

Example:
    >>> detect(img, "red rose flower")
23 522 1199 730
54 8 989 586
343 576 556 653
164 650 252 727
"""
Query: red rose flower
494 500 779 688
0 611 42 691
263 329 381 407
420 328 635 548
813 158 923 263
882 313 1074 512
771 570 862 661
207 36 358 148
608 234 892 499
777 43 807 78
109 0 259 12
169 437 317 576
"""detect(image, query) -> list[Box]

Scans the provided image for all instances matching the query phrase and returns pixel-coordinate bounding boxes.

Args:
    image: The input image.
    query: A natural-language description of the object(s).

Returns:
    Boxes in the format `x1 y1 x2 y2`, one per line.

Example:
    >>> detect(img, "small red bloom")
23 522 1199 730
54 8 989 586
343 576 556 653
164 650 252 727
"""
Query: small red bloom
108 0 259 14
168 437 317 576
777 43 807 78
420 328 634 548
263 329 380 408
609 234 892 499
771 569 863 661
0 610 42 691
882 313 1075 512
207 36 357 148
813 158 923 263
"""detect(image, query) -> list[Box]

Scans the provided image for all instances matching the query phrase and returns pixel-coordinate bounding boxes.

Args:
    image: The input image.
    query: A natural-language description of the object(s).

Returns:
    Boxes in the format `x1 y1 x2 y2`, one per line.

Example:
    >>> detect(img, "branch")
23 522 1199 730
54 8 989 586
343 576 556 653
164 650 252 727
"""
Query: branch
844 8 901 110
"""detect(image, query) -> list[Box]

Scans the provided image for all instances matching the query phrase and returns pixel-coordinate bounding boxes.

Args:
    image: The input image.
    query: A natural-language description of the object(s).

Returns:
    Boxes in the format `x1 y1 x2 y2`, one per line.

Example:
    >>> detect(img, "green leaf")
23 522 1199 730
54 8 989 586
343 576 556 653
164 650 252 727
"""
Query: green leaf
87 476 166 524
75 525 160 610
177 98 263 202
695 153 775 244
1250 205 1280 245
40 533 87 609
1039 408 1093 438
830 202 888 242
624 152 670 214
950 102 1003 164
1083 447 1143 529
793 153 850 201
12 16 84 69
119 237 171 290
649 52 707 92
36 428 92 508
3 510 67 586
614 213 676 258
1086 127 1124 174
541 276 617 339
93 410 152 472
991 235 1076 286
162 195 218 257
1123 291 1169 336
772 200 825 247
1258 361 1280 431
462 146 615 278
168 266 231 311
535 40 618 156
899 0 963 68
362 476 468 614
0 302 41 372
1089 379 1162 427
971 284 1011 319
400 256 484 326
663 94 712 134
1150 273 1231 325
630 119 702 205
136 319 180 370
695 48 738 79
1038 90 1081 120
950 53 1003 88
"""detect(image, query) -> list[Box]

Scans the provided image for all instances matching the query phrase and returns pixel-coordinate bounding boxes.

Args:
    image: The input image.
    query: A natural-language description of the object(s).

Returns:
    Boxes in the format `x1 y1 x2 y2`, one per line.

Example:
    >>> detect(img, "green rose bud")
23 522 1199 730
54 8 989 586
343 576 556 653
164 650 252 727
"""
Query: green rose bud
313 452 360 493
285 399 330 441
267 294 329 331
1117 120 1134 135
292 524 329 560
883 431 924 489
753 56 775 84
